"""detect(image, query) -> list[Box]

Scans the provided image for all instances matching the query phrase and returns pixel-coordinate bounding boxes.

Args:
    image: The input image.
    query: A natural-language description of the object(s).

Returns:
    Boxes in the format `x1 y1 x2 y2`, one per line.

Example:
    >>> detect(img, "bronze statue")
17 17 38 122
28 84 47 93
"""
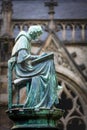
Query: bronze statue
7 25 64 129
9 25 59 109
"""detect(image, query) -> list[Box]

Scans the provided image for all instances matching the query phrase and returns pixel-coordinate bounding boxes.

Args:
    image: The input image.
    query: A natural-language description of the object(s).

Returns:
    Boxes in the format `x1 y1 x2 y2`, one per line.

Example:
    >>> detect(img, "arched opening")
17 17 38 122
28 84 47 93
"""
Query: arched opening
22 24 29 31
57 24 63 41
65 24 72 41
56 73 86 130
75 24 82 41
13 24 20 38
85 24 87 41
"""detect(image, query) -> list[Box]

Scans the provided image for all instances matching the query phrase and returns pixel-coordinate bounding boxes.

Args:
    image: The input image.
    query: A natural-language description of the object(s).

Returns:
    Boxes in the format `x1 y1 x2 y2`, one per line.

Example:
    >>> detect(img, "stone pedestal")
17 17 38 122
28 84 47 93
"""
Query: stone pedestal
6 108 64 130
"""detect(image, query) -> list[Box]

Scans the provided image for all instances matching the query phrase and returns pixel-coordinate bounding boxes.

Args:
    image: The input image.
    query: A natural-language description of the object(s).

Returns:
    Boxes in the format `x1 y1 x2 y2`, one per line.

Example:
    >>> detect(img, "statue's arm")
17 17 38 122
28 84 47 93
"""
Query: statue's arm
27 52 48 60
17 49 39 63
24 54 39 60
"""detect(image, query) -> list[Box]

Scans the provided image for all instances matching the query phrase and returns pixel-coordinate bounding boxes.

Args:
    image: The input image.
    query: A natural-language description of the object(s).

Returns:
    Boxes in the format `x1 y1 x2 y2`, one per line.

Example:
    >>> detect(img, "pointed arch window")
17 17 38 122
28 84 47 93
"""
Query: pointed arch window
56 75 86 130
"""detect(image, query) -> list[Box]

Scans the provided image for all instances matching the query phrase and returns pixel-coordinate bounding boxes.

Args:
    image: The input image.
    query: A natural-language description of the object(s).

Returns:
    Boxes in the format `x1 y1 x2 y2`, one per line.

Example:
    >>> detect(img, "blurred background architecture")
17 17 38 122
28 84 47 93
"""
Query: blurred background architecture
0 0 87 130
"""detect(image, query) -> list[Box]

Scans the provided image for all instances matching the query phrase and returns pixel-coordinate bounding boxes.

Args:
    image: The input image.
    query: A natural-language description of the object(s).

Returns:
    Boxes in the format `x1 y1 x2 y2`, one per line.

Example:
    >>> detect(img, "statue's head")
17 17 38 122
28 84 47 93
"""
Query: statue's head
27 25 43 40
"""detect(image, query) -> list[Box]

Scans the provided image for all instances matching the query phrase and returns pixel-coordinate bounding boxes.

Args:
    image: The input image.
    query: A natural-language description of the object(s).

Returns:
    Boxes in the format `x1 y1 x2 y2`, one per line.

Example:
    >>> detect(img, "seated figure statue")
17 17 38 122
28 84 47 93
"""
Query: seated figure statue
11 25 59 109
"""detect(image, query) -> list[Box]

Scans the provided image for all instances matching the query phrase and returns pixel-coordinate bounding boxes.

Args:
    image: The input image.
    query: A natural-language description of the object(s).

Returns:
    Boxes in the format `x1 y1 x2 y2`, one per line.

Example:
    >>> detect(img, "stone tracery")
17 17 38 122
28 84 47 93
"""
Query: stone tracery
56 75 86 130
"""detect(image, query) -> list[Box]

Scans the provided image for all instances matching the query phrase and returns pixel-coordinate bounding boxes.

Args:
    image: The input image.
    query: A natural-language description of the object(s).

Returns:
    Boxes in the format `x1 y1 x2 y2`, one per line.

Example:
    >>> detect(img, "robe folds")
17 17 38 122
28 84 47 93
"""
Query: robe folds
12 31 59 109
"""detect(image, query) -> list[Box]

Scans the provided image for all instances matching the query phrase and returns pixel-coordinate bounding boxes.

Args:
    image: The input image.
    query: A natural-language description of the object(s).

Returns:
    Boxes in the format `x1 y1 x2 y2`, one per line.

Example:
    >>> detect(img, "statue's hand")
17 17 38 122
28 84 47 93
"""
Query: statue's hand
40 52 47 57
30 55 39 60
25 54 39 60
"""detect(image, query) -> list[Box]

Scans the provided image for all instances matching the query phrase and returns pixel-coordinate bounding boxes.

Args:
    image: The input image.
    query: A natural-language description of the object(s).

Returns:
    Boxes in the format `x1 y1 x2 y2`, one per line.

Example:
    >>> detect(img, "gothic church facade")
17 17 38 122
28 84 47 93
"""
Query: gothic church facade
0 0 87 130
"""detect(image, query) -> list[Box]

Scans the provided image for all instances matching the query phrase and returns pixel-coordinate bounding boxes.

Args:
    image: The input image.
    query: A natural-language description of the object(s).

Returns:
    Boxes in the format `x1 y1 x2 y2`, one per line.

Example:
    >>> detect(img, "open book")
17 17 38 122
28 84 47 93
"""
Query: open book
31 52 54 66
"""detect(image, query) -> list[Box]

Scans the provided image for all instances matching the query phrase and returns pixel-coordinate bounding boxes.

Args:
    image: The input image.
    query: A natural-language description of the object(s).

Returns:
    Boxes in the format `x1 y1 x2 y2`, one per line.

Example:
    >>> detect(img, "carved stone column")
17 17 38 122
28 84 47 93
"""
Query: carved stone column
72 24 75 42
62 24 66 41
1 0 13 37
81 24 85 41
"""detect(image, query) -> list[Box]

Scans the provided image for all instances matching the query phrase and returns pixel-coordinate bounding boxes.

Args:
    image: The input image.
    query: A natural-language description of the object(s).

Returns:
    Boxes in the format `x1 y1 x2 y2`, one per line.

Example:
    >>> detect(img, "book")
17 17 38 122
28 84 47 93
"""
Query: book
31 52 54 66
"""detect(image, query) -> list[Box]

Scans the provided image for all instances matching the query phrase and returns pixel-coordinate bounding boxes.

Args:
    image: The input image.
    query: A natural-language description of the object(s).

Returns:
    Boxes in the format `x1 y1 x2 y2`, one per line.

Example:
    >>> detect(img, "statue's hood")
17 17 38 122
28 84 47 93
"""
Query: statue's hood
12 31 31 57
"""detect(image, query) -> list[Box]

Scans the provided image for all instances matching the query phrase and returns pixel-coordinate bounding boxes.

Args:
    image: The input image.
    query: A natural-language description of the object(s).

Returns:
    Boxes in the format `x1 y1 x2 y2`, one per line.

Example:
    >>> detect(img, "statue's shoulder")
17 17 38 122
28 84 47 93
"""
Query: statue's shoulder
15 31 29 42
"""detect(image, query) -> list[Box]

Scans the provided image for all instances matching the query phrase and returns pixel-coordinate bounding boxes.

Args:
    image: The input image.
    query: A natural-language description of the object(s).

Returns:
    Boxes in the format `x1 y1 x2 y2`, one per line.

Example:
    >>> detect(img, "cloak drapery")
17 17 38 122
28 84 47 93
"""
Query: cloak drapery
11 26 59 109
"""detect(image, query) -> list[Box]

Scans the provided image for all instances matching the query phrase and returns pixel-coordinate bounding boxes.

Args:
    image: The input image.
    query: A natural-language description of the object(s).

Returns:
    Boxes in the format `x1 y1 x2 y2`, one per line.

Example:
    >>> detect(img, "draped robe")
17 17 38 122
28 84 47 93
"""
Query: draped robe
12 31 59 109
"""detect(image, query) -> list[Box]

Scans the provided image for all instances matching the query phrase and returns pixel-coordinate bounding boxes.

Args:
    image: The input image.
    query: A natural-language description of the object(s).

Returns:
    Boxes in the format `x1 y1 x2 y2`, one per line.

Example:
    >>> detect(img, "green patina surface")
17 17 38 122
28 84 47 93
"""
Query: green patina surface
7 25 63 129
6 108 64 129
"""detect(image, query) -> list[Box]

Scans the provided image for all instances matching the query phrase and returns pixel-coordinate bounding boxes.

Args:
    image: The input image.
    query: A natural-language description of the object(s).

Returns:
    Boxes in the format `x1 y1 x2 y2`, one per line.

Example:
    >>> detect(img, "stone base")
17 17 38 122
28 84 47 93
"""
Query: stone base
6 108 64 130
